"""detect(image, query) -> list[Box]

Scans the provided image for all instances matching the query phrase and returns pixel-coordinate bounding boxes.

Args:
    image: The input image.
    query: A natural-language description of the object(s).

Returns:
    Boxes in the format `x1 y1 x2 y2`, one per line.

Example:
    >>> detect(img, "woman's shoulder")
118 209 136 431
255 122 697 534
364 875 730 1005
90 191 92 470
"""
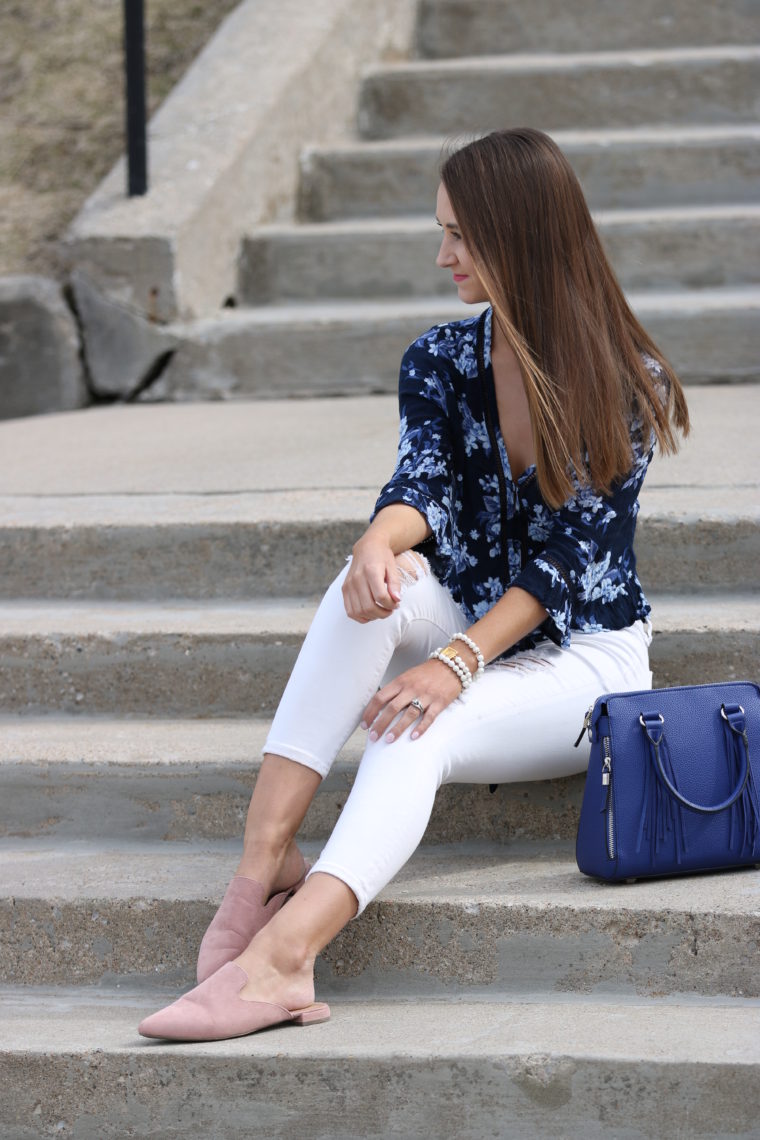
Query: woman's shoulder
402 312 484 380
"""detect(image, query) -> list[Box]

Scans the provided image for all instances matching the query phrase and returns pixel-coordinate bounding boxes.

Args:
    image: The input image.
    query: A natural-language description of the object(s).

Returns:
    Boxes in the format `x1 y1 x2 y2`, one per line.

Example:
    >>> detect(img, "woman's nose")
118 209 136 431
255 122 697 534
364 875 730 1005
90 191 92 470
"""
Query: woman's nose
436 236 454 268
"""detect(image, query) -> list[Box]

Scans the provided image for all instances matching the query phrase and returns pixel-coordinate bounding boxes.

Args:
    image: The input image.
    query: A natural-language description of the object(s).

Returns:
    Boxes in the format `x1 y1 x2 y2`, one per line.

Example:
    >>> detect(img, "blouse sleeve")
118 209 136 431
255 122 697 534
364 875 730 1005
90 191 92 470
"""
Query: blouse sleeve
371 340 457 555
513 432 655 647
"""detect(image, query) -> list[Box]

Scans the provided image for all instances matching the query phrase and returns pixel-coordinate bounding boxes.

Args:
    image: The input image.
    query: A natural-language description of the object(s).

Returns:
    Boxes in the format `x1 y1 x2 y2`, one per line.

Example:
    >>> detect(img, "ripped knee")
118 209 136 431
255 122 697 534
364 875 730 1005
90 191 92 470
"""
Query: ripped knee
395 549 431 589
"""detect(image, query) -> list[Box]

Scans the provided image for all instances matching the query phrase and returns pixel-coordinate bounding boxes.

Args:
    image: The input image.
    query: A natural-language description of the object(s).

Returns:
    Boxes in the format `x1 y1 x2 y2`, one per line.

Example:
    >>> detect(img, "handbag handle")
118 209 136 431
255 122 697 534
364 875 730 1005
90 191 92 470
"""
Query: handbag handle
639 704 750 814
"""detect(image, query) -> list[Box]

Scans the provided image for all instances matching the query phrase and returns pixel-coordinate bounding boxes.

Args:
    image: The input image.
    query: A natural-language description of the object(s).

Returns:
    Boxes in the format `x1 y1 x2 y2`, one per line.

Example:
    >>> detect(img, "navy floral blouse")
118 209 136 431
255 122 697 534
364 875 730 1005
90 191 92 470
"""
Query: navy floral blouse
373 308 659 657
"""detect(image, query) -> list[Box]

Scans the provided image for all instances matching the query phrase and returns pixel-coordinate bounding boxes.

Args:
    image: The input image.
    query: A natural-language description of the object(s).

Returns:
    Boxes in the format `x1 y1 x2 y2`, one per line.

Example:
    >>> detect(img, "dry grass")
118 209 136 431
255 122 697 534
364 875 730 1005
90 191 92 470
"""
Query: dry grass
0 0 240 278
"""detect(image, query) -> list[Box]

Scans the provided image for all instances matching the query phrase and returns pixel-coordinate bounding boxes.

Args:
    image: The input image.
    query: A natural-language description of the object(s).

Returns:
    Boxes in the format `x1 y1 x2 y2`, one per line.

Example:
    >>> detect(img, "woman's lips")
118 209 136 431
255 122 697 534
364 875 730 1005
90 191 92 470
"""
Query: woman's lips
453 274 468 282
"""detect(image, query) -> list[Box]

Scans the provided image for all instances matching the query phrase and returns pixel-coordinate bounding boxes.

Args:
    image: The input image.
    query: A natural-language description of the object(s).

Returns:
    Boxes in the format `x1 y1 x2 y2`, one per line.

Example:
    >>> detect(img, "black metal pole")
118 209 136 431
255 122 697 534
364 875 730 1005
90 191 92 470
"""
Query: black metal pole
124 0 148 196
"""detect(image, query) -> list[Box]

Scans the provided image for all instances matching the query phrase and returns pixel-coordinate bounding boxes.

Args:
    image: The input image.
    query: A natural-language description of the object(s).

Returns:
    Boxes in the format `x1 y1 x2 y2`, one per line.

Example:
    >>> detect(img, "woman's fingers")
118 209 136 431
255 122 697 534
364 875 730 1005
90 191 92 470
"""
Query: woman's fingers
361 662 462 742
409 699 443 741
342 577 380 622
345 589 393 623
342 554 399 622
385 559 403 605
363 555 401 615
384 697 442 742
361 686 407 739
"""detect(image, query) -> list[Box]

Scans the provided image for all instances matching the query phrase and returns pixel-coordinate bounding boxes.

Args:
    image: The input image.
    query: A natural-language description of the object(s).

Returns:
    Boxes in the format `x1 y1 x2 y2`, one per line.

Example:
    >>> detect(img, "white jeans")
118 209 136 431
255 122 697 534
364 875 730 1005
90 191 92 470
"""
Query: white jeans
264 556 652 913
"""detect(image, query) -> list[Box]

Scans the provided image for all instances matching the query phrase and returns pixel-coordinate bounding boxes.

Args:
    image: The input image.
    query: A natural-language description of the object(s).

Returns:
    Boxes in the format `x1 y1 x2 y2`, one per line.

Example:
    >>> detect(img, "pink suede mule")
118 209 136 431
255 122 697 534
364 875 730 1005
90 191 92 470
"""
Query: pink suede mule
138 962 330 1042
196 863 309 983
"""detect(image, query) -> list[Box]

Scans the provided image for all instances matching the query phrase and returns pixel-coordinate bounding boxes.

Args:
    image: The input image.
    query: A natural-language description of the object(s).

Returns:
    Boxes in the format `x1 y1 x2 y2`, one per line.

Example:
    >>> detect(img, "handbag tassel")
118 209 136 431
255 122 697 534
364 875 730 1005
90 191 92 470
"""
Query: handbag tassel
723 705 760 855
637 705 760 863
636 727 686 863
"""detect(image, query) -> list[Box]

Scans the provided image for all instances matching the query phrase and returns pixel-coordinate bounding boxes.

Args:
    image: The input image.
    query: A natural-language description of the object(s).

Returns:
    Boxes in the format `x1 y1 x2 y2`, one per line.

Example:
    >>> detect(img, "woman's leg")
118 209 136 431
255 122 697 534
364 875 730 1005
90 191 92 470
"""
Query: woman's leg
234 873 358 1009
231 555 464 896
305 619 653 913
235 755 322 892
261 554 460 778
142 621 651 1037
138 871 356 1039
225 621 653 1013
194 556 466 981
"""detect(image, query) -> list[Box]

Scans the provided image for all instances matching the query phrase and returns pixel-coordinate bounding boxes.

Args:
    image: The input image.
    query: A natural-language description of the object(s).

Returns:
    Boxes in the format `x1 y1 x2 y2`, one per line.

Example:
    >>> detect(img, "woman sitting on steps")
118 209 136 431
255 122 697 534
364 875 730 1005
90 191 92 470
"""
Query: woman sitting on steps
138 126 689 1042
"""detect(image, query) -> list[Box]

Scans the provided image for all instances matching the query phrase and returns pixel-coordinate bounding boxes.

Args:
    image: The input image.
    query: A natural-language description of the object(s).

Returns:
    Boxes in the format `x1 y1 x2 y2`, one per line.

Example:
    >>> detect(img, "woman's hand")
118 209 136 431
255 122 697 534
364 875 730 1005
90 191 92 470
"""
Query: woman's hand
361 658 462 743
342 534 402 623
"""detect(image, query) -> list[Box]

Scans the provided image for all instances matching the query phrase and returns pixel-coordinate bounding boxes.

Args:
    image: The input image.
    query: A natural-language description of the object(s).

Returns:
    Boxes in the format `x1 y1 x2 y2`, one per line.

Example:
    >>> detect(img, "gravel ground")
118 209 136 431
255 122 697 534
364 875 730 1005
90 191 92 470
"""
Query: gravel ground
0 0 240 278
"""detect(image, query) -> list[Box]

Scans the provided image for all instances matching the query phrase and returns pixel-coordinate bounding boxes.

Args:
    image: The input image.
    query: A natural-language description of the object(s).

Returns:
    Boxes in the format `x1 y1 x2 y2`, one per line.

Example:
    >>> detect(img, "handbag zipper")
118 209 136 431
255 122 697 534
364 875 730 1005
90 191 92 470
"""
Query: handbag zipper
574 705 594 747
602 735 615 859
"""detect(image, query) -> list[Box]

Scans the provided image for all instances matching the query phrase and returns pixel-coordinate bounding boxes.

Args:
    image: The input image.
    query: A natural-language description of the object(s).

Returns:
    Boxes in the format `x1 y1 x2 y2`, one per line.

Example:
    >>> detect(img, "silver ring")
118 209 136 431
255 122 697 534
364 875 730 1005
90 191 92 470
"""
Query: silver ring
374 598 387 609
410 698 425 714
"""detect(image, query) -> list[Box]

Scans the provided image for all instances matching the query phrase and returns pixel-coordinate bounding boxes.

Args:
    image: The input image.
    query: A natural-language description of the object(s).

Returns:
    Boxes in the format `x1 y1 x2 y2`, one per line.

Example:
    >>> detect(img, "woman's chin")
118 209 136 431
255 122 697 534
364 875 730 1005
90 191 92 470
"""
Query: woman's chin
457 285 488 306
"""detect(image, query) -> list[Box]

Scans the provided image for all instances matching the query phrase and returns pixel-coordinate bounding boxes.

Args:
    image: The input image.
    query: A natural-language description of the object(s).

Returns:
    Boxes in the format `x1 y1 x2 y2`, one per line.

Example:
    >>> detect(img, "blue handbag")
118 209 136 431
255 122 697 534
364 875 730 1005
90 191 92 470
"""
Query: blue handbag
575 680 760 881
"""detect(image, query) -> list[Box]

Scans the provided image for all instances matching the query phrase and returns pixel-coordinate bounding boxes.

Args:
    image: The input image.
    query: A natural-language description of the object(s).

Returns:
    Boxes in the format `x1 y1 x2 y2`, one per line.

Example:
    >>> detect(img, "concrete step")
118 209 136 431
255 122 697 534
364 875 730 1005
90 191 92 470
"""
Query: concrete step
0 387 756 600
239 207 760 304
2 496 757 600
416 0 760 58
0 595 757 717
358 49 760 140
2 989 758 1140
0 717 585 844
2 840 758 996
151 289 760 399
299 127 760 220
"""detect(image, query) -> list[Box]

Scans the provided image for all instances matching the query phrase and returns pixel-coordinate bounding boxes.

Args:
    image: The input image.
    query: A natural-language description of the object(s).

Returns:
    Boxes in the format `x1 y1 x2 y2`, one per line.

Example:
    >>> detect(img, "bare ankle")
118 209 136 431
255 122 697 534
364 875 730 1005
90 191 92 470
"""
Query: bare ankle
237 933 315 1002
236 839 304 895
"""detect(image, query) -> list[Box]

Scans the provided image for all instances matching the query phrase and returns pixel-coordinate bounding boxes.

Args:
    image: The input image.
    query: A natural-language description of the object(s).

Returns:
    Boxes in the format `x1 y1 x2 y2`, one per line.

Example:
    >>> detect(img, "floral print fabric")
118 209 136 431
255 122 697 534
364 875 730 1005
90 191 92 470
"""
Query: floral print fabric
373 308 658 657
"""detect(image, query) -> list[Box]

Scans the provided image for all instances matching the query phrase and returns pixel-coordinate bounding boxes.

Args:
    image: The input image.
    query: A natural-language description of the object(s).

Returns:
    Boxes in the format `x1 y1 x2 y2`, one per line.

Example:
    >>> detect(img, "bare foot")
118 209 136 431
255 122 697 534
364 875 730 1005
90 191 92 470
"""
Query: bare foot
233 946 315 1013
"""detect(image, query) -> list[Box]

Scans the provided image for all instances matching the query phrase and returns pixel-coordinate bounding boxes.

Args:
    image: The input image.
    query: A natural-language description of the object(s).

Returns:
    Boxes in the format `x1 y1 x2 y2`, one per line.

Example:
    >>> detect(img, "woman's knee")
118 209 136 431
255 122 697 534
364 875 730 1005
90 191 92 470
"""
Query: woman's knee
358 731 447 794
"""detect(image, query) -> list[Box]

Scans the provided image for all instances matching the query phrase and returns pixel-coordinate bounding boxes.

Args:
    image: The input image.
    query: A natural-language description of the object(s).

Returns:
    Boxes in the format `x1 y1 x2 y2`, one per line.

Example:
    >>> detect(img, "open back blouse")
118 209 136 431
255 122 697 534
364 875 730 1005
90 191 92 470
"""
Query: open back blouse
373 308 659 658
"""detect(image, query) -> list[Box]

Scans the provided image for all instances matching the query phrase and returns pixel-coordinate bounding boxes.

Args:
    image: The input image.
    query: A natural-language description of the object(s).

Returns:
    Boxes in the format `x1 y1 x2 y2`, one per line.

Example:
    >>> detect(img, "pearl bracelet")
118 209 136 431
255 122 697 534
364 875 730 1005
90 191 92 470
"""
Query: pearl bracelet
451 632 485 678
429 647 472 690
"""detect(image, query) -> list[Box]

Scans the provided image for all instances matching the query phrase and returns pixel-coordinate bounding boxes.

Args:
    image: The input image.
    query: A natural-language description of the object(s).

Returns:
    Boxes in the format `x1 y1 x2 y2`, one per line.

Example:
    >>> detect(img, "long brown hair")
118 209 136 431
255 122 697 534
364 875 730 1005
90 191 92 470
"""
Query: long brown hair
440 128 689 508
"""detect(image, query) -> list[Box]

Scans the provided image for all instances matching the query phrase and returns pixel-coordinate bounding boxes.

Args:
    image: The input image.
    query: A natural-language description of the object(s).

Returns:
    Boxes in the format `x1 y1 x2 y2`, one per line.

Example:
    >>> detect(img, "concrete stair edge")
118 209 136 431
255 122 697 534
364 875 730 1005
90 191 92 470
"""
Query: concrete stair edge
415 0 760 58
0 595 757 716
0 592 758 633
145 290 760 398
2 992 759 1140
368 45 760 71
2 841 759 997
0 509 757 599
237 209 760 302
297 128 760 219
357 51 760 140
0 716 586 845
